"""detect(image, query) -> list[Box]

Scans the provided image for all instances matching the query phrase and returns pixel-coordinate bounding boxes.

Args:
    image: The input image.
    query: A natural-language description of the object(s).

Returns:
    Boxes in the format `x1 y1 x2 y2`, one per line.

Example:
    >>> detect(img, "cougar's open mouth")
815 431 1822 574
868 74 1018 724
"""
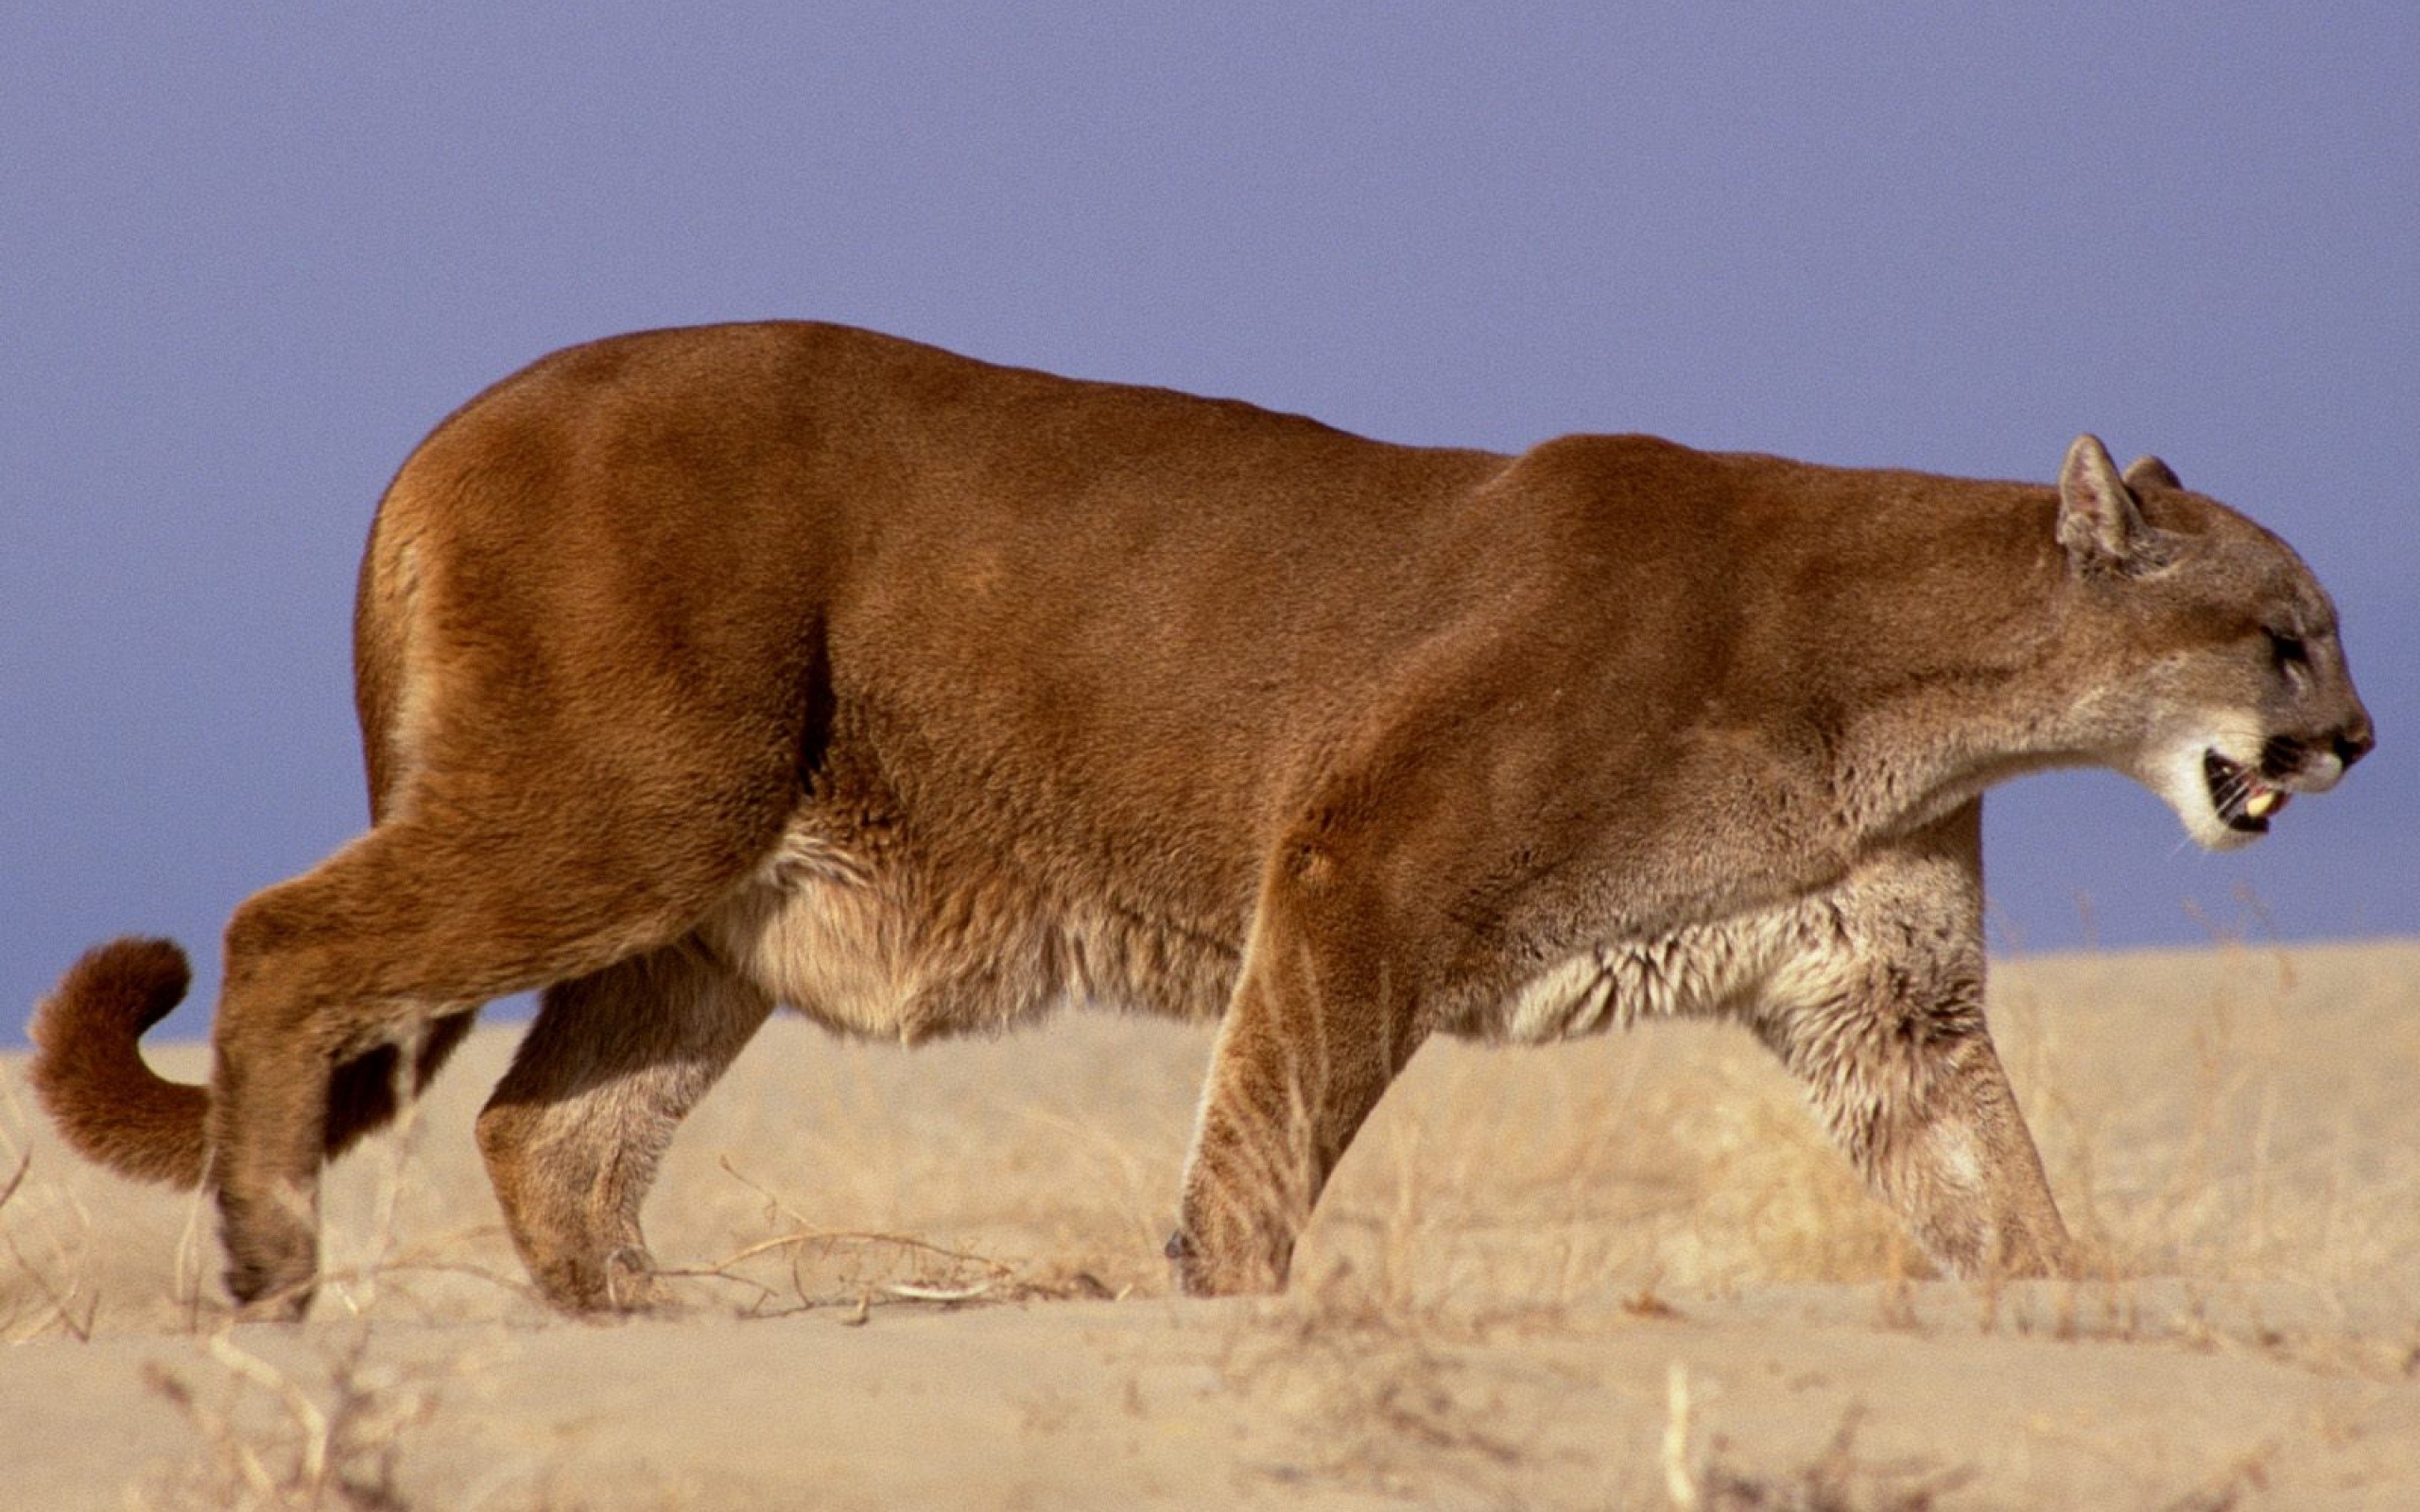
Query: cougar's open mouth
2204 749 2290 834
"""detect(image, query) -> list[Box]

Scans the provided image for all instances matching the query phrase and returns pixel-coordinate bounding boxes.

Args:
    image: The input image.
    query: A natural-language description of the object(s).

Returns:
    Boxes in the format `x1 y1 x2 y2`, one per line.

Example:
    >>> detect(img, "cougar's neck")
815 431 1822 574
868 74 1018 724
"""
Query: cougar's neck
1809 484 2078 841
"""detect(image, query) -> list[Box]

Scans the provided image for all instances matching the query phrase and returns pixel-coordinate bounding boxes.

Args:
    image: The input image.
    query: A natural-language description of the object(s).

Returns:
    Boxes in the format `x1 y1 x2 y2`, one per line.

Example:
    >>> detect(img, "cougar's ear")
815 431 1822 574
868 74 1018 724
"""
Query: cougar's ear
2058 434 2168 576
2122 454 2182 492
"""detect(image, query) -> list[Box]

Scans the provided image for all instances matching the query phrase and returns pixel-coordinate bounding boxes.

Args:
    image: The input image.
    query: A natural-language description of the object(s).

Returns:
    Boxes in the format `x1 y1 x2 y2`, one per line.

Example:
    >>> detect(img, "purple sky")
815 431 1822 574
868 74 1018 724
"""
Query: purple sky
6 8 2414 1046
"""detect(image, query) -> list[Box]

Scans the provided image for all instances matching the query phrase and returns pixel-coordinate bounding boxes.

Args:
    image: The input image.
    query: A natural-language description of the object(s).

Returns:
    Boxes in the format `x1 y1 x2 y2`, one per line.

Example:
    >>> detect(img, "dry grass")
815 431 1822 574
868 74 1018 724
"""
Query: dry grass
0 1068 92 1341
5 939 2418 1508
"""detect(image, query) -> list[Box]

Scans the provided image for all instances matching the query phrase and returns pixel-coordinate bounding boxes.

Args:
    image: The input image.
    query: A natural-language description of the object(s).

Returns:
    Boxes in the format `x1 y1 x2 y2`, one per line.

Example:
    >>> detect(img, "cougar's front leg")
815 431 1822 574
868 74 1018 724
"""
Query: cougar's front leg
1171 848 1431 1296
1759 806 2074 1278
1774 995 2073 1278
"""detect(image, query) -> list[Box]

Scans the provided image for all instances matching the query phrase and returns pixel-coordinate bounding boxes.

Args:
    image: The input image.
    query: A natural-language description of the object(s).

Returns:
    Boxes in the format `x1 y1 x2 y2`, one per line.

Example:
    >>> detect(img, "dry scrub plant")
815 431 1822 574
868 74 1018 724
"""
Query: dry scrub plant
135 1322 439 1512
1214 1268 1531 1503
1664 1364 1976 1512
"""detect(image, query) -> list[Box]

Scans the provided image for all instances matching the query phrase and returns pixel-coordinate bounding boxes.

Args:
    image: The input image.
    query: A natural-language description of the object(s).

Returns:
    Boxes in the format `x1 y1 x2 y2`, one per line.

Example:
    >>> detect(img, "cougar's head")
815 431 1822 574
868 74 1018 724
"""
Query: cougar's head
2054 435 2375 852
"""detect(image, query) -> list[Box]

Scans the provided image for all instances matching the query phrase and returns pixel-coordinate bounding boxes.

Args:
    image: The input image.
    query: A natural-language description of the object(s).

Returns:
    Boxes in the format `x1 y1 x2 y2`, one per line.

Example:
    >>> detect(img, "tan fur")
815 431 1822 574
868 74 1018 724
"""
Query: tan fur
28 323 2373 1315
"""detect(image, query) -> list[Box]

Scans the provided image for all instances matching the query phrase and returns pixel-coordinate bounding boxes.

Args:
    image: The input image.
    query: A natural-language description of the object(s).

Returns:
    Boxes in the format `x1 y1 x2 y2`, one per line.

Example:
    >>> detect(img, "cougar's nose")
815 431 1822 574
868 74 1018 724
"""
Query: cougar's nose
2334 714 2376 771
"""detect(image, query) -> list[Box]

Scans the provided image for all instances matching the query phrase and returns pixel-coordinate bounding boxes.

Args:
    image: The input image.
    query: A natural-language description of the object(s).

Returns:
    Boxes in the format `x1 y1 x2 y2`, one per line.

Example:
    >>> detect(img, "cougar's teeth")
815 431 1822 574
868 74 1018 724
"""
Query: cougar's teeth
2245 789 2281 819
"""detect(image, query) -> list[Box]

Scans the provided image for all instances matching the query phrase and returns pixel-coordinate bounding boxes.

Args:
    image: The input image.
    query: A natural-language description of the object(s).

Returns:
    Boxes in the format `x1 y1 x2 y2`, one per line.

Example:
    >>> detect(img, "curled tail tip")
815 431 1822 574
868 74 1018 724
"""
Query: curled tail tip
32 937 192 1049
29 936 208 1188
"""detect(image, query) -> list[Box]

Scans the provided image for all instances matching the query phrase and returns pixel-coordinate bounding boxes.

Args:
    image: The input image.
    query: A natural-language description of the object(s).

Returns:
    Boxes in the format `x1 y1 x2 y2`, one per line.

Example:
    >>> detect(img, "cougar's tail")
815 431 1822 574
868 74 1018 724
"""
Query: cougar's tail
28 937 210 1187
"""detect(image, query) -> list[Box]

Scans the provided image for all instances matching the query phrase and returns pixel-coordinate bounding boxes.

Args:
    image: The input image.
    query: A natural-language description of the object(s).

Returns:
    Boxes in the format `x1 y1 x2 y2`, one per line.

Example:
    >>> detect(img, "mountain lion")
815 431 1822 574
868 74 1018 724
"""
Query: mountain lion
31 323 2373 1316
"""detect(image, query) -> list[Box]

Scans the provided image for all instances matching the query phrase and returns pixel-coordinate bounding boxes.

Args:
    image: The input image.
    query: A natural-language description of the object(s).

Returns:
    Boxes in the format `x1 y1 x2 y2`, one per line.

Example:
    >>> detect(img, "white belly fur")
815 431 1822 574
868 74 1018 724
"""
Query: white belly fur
701 821 1854 1046
697 822 1237 1042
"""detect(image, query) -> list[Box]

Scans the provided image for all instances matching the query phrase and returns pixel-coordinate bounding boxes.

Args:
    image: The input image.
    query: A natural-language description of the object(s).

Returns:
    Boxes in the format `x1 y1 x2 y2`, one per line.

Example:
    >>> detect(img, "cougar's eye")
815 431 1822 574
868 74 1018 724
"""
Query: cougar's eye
2266 627 2310 684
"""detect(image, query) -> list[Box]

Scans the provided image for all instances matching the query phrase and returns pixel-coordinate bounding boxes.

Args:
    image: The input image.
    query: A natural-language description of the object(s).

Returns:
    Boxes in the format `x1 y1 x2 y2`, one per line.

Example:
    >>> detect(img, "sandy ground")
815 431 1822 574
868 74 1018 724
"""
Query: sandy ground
5 940 2417 1509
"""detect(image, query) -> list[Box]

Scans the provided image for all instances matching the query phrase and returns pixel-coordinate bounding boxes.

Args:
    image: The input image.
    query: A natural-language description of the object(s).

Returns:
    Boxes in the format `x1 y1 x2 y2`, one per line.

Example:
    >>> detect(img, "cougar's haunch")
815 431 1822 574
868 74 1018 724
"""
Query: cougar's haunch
30 322 2373 1315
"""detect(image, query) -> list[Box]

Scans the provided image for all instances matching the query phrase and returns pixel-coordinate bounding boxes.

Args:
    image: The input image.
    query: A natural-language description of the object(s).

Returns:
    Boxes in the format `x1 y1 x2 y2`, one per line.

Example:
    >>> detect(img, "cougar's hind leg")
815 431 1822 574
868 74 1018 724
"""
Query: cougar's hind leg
209 787 789 1318
476 942 773 1313
207 416 836 1317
